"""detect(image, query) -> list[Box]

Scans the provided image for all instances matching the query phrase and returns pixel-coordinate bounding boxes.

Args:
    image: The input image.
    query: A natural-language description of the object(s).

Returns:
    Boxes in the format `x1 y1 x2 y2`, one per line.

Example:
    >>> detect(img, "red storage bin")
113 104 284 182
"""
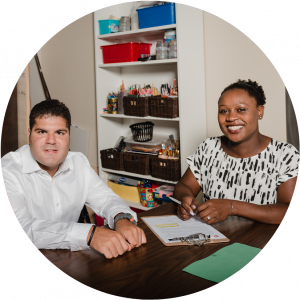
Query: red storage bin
101 42 151 64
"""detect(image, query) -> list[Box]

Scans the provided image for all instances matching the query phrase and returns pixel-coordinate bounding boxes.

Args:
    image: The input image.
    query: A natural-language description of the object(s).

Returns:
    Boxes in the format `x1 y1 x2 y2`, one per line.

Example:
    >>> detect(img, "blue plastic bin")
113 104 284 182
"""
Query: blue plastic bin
98 19 120 35
136 3 176 29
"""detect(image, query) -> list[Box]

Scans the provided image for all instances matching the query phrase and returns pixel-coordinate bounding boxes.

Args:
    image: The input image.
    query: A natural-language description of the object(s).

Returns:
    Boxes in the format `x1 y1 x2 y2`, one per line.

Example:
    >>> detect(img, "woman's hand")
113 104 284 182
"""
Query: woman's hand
177 196 200 221
194 199 232 224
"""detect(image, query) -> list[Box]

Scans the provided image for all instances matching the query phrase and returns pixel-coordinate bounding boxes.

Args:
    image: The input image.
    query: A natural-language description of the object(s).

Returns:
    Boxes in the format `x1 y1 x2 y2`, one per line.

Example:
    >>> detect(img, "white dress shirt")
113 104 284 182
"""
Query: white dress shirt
2 144 137 251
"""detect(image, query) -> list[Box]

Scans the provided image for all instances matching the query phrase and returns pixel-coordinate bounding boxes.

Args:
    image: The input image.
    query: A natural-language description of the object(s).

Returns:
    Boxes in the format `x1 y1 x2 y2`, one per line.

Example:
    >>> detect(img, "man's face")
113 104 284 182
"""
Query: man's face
28 115 70 175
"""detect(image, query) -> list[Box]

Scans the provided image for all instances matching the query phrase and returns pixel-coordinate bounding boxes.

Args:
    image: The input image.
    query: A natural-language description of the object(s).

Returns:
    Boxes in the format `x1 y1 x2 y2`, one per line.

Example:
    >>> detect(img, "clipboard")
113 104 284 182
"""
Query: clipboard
142 215 230 247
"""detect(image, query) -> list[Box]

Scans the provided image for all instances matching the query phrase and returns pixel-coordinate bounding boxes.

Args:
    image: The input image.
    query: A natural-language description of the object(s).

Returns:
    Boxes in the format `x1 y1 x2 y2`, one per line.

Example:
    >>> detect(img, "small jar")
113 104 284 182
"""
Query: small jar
119 16 131 32
156 40 168 60
168 39 177 59
107 98 112 114
111 98 118 114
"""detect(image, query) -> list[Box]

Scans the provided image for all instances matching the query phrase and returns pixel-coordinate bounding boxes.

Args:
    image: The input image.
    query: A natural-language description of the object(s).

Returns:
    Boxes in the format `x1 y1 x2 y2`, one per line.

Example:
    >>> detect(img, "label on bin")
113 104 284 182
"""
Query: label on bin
112 25 119 32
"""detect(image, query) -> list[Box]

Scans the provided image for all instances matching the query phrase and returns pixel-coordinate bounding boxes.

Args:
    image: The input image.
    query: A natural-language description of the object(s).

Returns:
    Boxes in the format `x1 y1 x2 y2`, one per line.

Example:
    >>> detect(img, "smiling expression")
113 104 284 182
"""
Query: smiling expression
218 89 264 143
28 115 70 176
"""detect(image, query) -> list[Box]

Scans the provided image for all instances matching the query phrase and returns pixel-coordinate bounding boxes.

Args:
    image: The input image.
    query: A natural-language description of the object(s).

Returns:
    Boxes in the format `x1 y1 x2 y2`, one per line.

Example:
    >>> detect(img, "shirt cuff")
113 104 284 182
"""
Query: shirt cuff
69 223 94 251
107 208 137 230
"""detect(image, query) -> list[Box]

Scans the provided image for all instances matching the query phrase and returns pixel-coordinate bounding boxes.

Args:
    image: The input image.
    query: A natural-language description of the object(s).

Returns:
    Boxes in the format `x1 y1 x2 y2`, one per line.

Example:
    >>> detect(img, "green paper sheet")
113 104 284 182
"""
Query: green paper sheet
183 243 261 283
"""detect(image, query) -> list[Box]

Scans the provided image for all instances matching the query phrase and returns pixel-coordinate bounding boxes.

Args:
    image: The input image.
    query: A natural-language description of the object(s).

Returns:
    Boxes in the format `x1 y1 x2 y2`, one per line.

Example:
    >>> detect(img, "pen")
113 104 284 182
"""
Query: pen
169 197 196 216
168 196 181 204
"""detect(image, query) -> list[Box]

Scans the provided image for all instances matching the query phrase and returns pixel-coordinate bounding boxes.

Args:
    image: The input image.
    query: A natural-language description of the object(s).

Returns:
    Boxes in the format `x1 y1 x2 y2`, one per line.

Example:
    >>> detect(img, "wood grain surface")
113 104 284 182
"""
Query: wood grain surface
40 203 278 299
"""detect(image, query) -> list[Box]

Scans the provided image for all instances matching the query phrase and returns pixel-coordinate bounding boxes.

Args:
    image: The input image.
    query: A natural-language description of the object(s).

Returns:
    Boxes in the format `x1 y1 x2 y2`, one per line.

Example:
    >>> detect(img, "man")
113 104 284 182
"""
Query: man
2 99 146 259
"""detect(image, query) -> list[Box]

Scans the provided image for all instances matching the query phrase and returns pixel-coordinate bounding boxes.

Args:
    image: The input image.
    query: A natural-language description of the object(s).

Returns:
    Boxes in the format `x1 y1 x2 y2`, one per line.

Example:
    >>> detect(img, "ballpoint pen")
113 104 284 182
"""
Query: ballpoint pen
169 196 196 216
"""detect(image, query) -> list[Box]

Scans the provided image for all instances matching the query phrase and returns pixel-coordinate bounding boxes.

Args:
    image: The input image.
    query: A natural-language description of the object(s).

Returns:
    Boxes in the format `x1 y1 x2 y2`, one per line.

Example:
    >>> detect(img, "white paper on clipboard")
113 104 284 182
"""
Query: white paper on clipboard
142 215 227 245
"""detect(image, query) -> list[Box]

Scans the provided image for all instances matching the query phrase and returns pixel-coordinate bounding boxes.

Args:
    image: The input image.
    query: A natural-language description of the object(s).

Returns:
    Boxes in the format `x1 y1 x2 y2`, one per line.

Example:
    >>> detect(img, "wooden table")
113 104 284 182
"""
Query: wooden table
40 203 278 299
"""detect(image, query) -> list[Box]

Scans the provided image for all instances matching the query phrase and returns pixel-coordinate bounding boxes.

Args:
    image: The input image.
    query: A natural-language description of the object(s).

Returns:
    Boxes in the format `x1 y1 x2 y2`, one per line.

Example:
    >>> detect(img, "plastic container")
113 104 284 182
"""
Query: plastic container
168 39 177 59
156 41 168 60
98 19 119 35
125 135 170 154
136 3 176 29
152 185 174 202
101 42 151 64
138 180 159 208
130 121 154 142
119 16 131 32
164 30 176 43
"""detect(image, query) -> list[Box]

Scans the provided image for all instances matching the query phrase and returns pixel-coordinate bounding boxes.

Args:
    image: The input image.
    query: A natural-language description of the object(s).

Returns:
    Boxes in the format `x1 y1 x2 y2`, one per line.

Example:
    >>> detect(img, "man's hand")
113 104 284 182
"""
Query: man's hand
177 196 200 221
115 219 147 250
194 199 232 224
87 226 129 259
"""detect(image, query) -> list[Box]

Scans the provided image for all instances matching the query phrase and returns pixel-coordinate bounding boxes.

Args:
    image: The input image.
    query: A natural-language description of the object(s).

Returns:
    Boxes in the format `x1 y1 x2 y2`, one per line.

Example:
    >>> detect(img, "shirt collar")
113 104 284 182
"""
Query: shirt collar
21 144 73 174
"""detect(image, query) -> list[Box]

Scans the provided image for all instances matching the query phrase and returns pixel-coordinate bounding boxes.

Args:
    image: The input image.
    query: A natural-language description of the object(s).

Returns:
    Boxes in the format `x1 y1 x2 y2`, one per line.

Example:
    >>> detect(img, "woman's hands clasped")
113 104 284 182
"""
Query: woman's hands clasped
178 197 232 224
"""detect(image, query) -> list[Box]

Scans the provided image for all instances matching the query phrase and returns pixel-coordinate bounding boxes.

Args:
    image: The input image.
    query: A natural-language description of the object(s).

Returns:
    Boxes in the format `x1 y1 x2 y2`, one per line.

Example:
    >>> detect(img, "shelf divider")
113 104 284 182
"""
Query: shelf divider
98 59 177 68
100 113 179 121
97 24 177 40
101 168 178 184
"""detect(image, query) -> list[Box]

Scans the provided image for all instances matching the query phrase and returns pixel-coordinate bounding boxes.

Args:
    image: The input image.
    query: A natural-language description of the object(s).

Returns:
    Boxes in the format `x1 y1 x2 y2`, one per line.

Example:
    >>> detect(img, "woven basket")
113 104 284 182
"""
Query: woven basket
151 157 181 181
100 149 124 171
123 96 150 117
123 152 151 175
149 96 179 118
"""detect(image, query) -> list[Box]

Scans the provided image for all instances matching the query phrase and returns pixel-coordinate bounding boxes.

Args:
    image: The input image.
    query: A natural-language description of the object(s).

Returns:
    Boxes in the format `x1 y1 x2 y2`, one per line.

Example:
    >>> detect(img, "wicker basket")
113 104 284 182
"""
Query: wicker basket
151 157 181 181
123 96 150 117
123 152 151 175
149 96 179 118
100 149 124 171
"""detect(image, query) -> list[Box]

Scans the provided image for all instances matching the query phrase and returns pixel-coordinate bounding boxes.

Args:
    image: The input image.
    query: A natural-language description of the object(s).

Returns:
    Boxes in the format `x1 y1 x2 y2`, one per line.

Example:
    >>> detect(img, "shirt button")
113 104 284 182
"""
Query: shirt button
56 203 59 207
78 247 82 250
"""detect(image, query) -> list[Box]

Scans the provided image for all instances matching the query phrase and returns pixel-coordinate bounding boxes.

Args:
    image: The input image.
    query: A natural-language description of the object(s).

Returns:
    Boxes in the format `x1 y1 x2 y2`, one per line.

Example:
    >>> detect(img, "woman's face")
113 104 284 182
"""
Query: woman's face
218 89 264 143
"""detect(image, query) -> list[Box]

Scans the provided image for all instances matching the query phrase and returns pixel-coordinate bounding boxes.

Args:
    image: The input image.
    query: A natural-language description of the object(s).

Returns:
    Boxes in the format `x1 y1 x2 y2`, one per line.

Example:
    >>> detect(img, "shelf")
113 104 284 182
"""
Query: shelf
100 113 179 121
97 24 177 40
102 168 178 184
123 199 157 211
98 59 177 68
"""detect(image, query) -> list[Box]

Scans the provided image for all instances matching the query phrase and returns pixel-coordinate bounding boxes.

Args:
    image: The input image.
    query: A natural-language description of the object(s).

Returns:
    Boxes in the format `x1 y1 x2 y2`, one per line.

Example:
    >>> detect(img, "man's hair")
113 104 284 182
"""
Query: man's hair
29 99 71 131
221 79 266 106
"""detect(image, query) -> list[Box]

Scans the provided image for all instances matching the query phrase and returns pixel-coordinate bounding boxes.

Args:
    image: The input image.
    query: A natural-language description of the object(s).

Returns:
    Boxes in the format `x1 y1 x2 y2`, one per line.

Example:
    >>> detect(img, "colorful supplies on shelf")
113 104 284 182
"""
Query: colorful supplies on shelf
138 180 160 207
152 185 174 202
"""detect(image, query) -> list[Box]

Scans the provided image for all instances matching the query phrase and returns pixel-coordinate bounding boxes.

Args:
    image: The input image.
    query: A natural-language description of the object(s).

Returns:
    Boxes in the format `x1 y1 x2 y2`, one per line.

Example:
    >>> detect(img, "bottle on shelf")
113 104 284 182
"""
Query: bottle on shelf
156 41 169 60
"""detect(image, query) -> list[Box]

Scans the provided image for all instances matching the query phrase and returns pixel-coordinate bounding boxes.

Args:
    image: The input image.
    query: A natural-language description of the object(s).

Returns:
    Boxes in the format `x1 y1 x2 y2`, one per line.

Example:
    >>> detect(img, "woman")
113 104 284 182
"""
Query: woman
174 79 299 225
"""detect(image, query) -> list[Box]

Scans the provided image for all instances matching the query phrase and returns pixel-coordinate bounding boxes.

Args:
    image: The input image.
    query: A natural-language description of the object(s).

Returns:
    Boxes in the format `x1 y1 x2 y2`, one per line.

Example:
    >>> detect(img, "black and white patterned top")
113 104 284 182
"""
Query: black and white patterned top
187 137 300 205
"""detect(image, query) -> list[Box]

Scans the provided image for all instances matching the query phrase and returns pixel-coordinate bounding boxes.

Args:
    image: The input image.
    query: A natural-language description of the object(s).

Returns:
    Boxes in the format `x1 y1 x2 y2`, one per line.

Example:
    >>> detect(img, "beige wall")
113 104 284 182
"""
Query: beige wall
39 13 98 167
203 11 286 142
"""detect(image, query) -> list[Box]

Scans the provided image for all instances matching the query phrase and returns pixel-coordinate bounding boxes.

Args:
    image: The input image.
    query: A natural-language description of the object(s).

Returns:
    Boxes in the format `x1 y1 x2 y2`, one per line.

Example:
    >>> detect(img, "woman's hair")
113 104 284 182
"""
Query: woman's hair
29 99 71 131
221 79 266 106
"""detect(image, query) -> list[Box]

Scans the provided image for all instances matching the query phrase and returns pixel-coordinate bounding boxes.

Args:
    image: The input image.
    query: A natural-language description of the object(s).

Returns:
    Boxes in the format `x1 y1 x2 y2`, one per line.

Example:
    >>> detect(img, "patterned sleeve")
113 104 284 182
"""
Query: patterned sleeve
278 146 300 185
186 142 205 185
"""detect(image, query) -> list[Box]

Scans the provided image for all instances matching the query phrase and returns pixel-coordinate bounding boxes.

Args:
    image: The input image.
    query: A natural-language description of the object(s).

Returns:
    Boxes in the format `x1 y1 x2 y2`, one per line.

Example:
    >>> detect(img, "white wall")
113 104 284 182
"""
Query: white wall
203 11 286 142
38 13 98 167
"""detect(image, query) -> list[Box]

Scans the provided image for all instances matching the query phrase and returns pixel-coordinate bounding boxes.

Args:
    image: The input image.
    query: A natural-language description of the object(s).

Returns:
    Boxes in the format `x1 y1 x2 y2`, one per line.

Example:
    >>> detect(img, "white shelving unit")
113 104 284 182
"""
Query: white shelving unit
94 3 207 209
